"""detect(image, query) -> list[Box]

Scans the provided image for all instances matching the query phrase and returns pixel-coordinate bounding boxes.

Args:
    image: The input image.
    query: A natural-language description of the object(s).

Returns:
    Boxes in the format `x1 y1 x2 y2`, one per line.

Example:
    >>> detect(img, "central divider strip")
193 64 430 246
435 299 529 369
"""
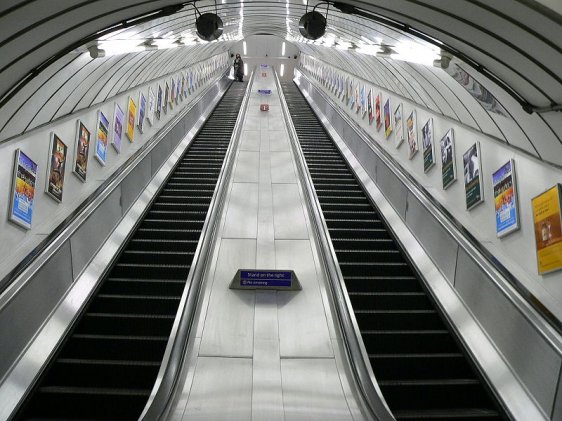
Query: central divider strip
139 72 256 420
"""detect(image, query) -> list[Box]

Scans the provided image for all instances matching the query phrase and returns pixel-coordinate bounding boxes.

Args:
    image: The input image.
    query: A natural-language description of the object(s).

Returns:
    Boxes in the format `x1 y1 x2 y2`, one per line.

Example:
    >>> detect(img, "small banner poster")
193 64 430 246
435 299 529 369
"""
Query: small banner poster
230 269 302 291
532 184 562 275
492 159 519 238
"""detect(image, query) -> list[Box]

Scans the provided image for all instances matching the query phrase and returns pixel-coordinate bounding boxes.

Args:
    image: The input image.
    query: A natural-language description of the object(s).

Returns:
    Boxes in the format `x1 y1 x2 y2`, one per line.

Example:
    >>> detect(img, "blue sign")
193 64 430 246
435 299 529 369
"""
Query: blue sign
257 89 272 95
230 269 301 290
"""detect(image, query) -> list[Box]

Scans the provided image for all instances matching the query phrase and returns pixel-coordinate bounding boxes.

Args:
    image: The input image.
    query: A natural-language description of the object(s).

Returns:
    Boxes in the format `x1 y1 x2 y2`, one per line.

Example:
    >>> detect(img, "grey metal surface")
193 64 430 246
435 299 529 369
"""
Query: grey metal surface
455 247 561 412
293 70 555 419
222 183 260 239
272 184 309 239
120 153 152 213
182 356 253 421
69 186 123 279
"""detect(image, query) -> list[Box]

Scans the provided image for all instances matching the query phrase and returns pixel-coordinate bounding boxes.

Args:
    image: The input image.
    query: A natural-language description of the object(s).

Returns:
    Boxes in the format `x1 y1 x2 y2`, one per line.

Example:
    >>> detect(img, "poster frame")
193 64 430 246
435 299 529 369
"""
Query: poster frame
45 132 68 203
422 118 435 173
532 184 562 275
384 98 392 138
406 110 418 159
9 149 38 230
94 110 109 166
440 128 456 189
73 120 90 182
138 91 146 134
463 141 484 210
492 159 520 238
112 102 124 153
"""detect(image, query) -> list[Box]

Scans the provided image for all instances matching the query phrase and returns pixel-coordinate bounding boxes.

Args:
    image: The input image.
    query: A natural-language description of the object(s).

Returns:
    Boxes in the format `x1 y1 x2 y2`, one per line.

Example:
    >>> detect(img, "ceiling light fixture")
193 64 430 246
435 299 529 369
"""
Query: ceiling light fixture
299 1 330 40
194 1 224 41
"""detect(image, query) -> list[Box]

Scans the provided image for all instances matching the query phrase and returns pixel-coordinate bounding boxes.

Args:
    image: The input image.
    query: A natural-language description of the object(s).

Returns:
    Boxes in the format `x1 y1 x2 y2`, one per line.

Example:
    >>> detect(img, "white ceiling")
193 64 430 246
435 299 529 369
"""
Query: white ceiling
0 0 560 165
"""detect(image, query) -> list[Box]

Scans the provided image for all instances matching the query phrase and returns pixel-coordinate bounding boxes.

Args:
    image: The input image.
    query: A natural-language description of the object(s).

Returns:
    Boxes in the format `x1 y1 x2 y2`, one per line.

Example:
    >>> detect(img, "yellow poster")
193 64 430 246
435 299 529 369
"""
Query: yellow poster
126 97 136 142
532 184 562 274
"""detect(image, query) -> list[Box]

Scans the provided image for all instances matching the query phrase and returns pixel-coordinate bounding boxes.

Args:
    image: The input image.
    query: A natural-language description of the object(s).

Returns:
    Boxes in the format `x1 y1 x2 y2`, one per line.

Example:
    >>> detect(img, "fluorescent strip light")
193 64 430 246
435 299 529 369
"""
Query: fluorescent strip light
244 63 248 75
280 64 285 77
282 42 286 56
243 41 247 55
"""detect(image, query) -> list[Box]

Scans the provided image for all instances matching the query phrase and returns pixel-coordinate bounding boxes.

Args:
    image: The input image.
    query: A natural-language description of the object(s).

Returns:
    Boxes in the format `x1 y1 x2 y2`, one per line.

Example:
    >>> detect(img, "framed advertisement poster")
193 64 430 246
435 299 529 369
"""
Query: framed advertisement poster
406 110 418 159
350 82 356 109
493 160 519 238
45 133 67 202
9 149 37 229
360 85 366 117
164 82 169 114
147 86 155 126
384 98 392 138
463 142 483 210
73 120 90 182
532 184 562 274
170 77 176 106
355 87 360 113
367 89 374 124
138 92 146 134
176 75 181 103
112 103 124 153
95 111 109 165
346 77 351 104
394 103 404 148
440 129 456 189
422 118 435 172
126 97 136 142
375 94 382 131
156 85 163 120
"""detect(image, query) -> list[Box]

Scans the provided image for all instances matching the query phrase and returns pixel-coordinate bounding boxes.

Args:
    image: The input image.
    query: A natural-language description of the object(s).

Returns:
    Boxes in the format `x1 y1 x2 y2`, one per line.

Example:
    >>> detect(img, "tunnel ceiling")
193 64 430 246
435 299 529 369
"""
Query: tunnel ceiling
0 0 560 165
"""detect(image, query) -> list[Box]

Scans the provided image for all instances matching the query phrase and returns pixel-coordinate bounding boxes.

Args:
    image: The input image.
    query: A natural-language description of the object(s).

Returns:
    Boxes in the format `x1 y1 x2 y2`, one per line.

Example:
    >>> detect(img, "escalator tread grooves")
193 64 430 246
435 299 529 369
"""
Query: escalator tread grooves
280 82 507 420
16 82 248 421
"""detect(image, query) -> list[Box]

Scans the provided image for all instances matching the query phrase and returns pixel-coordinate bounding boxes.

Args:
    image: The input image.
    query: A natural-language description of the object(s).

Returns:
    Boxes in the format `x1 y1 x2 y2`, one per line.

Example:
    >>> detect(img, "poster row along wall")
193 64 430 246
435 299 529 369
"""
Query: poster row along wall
299 55 562 276
7 53 229 232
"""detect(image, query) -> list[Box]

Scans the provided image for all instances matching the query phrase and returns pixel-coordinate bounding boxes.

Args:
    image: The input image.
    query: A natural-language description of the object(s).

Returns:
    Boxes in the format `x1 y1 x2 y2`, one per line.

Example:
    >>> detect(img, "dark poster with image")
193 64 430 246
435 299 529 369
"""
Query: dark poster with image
73 120 90 182
463 142 483 210
46 133 67 202
440 128 456 189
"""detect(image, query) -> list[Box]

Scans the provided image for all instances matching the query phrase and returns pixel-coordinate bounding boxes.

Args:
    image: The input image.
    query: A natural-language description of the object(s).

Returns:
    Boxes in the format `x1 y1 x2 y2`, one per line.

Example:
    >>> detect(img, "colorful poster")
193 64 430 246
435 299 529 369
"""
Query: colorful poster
9 149 37 229
95 111 109 165
164 82 169 114
375 94 382 130
350 82 356 109
346 77 351 104
367 89 373 124
384 98 392 138
182 73 188 98
440 128 456 189
463 142 483 210
532 184 562 274
170 78 176 107
45 133 67 202
138 92 146 134
156 85 163 120
355 86 360 113
394 103 404 148
407 110 418 159
493 160 519 238
112 103 124 153
127 97 136 141
361 85 367 117
147 86 155 126
176 75 181 103
422 118 435 172
73 120 90 182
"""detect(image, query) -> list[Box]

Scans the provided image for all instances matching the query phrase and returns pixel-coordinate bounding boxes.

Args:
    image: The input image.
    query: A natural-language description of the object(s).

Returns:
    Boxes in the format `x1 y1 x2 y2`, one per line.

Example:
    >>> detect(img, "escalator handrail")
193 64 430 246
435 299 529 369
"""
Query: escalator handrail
139 71 256 421
292 68 562 355
0 66 231 307
274 70 396 421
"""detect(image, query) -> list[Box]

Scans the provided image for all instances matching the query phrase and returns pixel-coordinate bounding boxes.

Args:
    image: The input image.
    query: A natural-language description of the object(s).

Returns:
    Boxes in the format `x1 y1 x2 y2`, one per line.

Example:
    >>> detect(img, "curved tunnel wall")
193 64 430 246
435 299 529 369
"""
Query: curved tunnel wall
297 51 562 328
0 52 229 284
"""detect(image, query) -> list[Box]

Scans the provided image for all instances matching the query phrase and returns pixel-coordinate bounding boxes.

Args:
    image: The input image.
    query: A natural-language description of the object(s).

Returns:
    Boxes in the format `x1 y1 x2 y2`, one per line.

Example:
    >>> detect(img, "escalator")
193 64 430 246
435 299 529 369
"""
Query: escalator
15 81 248 420
280 82 507 421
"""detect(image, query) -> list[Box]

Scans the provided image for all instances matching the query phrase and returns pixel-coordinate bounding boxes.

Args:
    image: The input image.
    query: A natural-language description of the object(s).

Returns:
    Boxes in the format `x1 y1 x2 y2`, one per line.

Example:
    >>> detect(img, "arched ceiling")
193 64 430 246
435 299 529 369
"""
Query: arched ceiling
0 0 560 165
1 0 560 109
